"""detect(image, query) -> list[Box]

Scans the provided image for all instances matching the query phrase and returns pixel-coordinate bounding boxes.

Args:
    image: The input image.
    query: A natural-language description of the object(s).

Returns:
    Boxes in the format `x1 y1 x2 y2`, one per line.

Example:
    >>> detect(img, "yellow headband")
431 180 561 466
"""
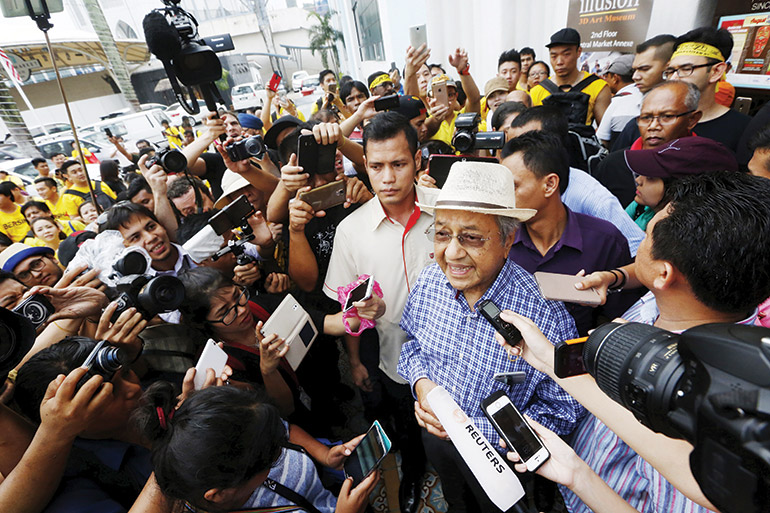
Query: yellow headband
369 73 391 90
671 42 725 62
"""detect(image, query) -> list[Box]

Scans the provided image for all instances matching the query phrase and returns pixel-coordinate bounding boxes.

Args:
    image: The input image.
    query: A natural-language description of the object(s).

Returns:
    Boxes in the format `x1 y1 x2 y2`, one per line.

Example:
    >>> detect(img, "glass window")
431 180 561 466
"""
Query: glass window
354 0 384 62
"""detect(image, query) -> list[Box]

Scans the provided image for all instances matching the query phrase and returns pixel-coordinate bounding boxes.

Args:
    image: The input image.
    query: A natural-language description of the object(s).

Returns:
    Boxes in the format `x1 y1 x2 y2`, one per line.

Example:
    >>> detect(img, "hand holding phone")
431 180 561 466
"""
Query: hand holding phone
432 81 449 108
267 71 282 92
478 299 522 345
344 276 374 312
298 181 346 212
534 272 602 305
409 24 427 49
194 340 229 390
374 94 400 112
343 420 392 486
481 391 550 472
297 133 337 175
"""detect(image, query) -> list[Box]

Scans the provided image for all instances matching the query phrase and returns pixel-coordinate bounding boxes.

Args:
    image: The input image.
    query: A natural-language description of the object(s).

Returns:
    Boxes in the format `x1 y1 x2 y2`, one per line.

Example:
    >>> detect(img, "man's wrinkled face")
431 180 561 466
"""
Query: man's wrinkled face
632 47 668 93
118 213 173 263
498 61 521 91
434 210 510 302
14 254 62 287
638 85 699 149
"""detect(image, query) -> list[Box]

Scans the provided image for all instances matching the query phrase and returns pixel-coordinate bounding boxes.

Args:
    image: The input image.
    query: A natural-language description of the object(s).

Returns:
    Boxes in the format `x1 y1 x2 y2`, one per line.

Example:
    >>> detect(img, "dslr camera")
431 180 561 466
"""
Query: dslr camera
146 147 188 173
584 322 770 513
452 113 505 153
226 135 266 162
107 248 185 323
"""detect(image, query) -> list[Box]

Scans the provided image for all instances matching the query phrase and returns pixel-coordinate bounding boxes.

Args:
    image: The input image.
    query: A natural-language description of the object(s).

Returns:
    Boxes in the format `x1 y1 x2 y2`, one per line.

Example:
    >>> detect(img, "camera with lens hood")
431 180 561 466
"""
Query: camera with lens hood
107 248 185 323
146 147 188 174
452 113 505 153
583 321 770 513
226 135 266 162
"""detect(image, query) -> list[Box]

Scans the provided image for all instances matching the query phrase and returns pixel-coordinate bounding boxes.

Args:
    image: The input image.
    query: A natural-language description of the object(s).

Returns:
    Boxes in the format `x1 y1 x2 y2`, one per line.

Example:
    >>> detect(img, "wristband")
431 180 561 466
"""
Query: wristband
608 268 627 292
337 274 384 336
459 63 470 76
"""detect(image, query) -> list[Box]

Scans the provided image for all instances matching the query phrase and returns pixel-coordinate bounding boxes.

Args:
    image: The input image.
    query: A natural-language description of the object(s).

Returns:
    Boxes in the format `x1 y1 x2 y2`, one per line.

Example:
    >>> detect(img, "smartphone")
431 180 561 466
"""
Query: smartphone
104 127 113 138
267 71 282 92
374 94 400 112
194 340 229 390
344 275 374 312
344 420 392 486
260 293 318 370
428 155 497 189
297 133 337 175
298 180 346 211
12 294 54 330
554 336 589 379
328 82 337 94
734 97 751 115
481 390 550 471
478 299 522 345
409 24 427 49
534 272 602 306
432 80 449 108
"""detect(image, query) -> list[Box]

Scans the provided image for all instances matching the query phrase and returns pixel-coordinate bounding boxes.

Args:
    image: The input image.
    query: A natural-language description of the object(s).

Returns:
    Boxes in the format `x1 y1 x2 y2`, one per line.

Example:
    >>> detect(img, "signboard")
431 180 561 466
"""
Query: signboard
567 0 654 52
719 13 770 89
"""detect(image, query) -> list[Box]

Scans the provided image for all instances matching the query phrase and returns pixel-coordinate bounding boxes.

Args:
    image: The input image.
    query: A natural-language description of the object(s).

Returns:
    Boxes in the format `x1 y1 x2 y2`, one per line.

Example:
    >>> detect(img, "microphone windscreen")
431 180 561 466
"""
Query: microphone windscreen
143 11 181 61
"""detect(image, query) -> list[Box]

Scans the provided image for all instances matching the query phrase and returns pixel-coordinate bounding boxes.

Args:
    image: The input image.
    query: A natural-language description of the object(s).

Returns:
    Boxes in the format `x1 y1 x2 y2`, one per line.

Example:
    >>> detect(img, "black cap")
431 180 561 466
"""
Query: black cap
392 96 427 120
0 307 35 382
264 115 303 150
546 28 581 48
57 230 97 268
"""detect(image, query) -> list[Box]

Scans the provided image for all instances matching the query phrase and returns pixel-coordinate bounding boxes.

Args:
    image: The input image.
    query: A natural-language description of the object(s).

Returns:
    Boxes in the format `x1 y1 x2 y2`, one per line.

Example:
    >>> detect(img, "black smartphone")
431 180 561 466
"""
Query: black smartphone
297 133 336 176
104 127 113 138
428 155 497 189
554 337 588 378
374 94 400 112
478 299 522 345
209 194 255 235
481 390 550 472
12 294 54 330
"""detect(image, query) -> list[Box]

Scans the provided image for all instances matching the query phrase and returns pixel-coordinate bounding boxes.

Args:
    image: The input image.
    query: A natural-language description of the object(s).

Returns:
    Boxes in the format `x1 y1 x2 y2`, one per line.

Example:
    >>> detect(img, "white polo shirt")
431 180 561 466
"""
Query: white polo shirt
324 186 437 384
596 83 643 142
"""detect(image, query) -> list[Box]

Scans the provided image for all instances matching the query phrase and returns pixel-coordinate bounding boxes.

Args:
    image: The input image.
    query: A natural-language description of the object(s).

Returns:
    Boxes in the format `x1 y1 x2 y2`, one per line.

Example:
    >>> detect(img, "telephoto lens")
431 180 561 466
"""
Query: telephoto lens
583 322 686 437
113 250 149 276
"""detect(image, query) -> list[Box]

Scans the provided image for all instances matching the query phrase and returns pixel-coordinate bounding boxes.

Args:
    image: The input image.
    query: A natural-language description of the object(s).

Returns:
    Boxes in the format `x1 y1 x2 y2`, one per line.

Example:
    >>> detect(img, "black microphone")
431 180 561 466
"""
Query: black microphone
143 11 181 61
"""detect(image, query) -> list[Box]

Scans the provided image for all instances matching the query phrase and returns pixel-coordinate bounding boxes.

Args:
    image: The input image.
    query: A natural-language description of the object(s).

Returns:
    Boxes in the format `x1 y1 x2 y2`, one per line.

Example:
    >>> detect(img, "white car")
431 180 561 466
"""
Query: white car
231 82 267 111
165 100 210 126
292 70 310 92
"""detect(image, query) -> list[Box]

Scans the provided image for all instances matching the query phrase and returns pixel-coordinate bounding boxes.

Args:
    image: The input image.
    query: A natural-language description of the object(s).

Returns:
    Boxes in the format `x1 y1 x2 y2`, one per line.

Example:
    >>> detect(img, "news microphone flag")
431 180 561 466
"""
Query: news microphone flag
0 49 21 83
427 386 525 510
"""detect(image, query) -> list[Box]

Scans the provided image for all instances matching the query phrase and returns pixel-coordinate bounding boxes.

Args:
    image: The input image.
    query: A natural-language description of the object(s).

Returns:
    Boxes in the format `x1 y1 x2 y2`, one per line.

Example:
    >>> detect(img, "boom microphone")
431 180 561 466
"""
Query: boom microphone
143 11 181 61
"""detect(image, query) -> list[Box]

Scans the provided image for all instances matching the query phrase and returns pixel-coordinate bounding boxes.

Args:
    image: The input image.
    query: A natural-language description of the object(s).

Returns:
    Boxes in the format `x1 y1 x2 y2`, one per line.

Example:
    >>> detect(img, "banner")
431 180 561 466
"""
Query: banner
566 0 654 52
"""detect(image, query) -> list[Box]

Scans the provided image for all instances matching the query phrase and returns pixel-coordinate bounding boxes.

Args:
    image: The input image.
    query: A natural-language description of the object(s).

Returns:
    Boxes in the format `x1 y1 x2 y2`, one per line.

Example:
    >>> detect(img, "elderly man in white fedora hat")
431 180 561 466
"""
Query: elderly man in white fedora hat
398 160 582 512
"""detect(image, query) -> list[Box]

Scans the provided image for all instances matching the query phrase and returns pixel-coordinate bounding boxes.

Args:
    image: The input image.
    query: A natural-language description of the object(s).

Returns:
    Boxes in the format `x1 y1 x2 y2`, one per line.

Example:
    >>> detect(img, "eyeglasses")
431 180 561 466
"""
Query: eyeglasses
637 110 695 125
529 71 548 78
661 63 713 80
209 286 250 325
425 225 492 249
15 257 47 282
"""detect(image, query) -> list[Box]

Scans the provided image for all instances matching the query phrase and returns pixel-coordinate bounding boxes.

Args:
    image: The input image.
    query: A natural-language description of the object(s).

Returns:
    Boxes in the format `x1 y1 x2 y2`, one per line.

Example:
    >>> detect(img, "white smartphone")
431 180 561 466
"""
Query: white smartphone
481 391 550 472
260 294 318 371
194 340 229 390
344 275 374 312
409 24 427 49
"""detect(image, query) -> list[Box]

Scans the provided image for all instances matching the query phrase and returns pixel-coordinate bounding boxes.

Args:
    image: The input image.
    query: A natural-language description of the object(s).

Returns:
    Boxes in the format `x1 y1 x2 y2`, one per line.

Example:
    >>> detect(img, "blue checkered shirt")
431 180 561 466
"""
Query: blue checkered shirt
398 258 584 449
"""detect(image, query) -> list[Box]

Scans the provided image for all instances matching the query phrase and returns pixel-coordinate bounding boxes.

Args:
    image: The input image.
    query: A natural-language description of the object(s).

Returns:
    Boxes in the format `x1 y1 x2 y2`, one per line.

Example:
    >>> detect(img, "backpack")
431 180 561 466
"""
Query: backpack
65 180 116 210
539 74 602 126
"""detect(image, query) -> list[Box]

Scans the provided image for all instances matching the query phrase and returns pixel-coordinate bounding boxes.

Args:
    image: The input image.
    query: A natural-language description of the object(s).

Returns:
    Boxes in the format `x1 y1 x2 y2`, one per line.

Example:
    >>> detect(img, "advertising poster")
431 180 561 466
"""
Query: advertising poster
566 0 654 52
719 13 770 89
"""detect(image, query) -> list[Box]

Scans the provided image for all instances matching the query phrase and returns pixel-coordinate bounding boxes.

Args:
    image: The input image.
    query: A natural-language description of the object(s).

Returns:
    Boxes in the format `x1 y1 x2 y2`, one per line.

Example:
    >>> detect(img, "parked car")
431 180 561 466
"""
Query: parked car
29 123 72 139
0 159 36 182
0 144 27 161
140 103 168 112
79 108 172 149
231 82 267 111
165 100 210 126
292 70 310 92
301 76 321 96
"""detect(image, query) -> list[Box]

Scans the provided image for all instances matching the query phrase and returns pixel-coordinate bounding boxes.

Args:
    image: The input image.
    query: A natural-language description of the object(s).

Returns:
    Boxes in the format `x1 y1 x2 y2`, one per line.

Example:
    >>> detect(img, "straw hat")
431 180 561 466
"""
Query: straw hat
417 161 536 221
214 170 251 209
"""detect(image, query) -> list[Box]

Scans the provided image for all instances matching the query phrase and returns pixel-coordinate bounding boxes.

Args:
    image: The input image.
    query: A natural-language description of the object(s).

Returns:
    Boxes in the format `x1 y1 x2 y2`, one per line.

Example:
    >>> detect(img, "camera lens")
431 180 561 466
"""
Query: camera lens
159 149 188 174
93 346 126 375
452 131 475 153
114 250 148 276
584 322 686 437
474 131 506 150
243 136 265 158
136 275 185 318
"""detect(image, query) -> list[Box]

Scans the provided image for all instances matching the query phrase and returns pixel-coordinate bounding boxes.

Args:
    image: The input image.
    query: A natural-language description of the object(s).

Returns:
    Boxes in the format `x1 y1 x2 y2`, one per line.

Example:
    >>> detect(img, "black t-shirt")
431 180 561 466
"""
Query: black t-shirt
592 150 636 208
198 152 227 198
737 102 770 166
611 109 752 154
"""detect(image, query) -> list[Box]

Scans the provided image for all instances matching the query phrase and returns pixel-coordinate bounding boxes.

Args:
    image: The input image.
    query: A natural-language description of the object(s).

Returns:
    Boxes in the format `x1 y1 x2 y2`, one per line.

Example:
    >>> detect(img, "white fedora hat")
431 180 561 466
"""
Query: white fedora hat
214 170 251 209
417 161 536 221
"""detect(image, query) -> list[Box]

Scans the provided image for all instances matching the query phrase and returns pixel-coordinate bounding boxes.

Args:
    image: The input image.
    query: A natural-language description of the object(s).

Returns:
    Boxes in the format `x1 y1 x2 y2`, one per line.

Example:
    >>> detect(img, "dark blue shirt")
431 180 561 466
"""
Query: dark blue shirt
509 206 635 335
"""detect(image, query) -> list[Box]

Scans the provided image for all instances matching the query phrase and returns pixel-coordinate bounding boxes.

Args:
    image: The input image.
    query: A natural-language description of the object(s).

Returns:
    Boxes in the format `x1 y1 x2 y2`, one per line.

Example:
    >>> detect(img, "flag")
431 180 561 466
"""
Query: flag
0 48 22 83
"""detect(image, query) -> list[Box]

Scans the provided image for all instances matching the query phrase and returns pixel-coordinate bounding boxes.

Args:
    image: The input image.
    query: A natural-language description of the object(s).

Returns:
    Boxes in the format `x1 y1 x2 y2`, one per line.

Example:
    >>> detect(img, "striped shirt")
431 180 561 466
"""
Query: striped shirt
398 258 584 447
563 291 757 513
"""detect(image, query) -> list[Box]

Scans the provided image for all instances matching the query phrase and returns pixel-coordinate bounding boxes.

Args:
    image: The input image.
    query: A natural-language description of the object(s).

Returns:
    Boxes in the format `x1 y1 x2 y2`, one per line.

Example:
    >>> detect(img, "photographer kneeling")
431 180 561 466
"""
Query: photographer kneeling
495 172 770 513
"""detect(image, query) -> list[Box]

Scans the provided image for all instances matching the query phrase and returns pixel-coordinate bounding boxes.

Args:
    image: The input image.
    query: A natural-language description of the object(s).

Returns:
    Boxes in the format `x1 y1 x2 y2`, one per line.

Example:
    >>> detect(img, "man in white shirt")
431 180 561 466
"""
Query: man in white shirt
597 54 643 147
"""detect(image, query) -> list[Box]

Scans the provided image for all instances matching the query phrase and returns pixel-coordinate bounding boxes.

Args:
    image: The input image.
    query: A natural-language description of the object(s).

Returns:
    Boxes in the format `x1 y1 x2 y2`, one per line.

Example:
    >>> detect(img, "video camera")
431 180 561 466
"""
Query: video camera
142 0 234 115
452 113 505 153
146 146 188 173
584 322 770 513
182 195 257 266
226 135 266 162
107 247 186 323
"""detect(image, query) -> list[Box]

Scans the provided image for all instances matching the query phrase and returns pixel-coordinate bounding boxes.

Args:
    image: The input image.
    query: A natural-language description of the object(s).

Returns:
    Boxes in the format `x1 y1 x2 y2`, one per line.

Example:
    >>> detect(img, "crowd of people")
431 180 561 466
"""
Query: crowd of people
0 22 768 513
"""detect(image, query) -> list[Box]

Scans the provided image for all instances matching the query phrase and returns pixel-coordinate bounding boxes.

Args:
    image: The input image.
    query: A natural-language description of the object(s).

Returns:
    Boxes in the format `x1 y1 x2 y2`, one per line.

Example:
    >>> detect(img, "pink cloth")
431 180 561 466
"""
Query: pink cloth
337 274 384 336
756 297 770 328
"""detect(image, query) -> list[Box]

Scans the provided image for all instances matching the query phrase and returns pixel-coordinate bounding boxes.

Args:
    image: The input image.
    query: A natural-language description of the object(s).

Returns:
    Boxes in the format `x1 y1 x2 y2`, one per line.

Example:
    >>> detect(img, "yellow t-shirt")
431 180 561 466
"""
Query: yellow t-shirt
0 175 24 188
60 219 86 235
529 71 608 125
61 181 116 213
430 110 461 147
46 195 78 221
516 81 528 92
0 206 30 242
